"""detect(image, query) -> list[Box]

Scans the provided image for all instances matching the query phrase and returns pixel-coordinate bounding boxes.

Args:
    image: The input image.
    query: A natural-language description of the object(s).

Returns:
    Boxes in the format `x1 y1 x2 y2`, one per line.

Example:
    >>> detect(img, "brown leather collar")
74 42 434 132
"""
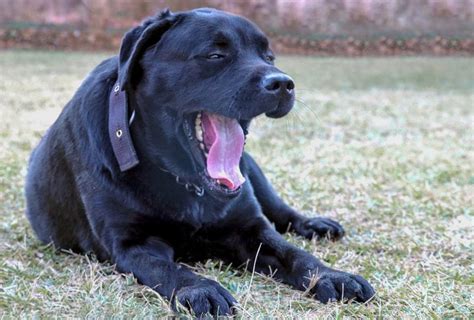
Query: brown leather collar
108 82 139 171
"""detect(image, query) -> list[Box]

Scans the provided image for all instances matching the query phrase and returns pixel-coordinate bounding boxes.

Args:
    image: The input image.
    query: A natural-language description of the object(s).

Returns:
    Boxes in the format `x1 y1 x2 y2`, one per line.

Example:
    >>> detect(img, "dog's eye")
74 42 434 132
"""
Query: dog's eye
265 55 275 63
207 53 225 60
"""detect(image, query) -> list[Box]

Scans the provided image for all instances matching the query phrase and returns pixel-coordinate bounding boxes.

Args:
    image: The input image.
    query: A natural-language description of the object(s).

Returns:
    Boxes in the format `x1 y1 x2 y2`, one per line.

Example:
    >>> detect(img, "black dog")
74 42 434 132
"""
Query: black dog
25 8 374 316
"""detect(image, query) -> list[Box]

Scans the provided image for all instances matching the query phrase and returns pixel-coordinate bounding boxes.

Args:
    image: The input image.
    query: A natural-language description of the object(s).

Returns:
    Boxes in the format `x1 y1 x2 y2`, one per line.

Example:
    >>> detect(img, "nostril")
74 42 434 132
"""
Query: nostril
266 81 281 92
286 80 295 91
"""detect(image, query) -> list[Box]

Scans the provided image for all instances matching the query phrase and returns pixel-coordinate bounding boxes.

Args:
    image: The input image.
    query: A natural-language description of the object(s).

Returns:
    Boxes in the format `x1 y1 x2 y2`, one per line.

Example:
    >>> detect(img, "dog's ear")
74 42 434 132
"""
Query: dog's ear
118 9 177 90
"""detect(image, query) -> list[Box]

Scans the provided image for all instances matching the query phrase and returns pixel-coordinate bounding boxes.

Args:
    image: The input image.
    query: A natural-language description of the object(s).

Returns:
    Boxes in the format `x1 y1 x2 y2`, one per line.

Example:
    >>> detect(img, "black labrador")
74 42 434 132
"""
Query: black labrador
25 8 374 316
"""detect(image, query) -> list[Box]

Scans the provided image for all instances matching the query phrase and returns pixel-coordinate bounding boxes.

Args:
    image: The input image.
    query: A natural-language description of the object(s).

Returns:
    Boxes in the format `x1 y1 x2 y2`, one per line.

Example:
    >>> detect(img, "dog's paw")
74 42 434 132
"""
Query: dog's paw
311 269 375 304
176 279 237 317
293 216 345 241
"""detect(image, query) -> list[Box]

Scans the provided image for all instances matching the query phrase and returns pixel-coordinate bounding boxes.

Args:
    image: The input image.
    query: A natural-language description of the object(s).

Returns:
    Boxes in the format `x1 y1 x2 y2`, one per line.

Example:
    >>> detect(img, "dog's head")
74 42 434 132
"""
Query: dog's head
118 8 295 198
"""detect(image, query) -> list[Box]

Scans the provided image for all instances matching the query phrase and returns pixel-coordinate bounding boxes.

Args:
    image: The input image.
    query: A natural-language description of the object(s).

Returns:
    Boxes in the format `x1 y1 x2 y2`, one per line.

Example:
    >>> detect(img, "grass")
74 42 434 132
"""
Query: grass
0 50 473 318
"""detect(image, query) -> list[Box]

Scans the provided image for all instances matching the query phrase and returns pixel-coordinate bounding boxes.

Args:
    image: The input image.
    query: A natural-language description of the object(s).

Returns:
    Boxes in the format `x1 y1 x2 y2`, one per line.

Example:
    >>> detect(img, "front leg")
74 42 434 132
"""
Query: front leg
110 229 237 316
82 194 236 317
244 153 344 240
217 217 374 303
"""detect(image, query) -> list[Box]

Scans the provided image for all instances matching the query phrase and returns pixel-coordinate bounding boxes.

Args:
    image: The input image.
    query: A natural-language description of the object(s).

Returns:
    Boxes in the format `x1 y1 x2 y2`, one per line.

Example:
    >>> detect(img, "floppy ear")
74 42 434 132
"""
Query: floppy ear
118 9 177 90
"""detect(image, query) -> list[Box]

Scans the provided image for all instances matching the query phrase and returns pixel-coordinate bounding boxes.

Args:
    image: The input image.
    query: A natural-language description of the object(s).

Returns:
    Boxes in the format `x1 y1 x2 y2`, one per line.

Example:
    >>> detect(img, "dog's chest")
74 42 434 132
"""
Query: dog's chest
181 197 235 226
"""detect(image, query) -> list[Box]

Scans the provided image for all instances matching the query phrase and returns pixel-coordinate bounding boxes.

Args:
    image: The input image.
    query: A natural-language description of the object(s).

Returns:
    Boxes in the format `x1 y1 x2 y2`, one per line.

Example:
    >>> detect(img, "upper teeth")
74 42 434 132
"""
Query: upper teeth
195 113 203 142
195 113 208 158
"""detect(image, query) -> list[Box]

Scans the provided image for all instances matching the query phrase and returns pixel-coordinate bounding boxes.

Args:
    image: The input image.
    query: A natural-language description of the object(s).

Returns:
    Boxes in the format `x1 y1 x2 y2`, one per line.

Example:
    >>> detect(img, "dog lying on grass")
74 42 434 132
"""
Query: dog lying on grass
25 8 375 316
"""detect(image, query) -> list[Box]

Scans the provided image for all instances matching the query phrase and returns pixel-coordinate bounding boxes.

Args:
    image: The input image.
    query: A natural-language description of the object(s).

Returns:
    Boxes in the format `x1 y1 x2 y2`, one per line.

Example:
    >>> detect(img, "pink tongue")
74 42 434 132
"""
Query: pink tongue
201 113 245 190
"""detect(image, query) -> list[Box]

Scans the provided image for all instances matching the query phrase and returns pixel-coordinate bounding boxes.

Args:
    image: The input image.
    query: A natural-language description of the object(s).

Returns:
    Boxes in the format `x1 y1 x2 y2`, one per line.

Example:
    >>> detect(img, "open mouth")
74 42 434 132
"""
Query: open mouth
187 111 246 193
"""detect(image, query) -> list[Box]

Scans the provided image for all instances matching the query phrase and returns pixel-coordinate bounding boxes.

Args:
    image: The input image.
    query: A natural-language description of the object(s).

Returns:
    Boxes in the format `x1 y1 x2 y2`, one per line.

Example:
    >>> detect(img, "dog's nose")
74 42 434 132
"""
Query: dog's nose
262 73 295 94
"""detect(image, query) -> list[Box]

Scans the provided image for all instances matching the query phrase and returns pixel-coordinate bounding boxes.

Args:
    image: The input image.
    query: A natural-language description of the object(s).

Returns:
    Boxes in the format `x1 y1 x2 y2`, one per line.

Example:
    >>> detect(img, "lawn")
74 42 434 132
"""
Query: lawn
0 51 473 318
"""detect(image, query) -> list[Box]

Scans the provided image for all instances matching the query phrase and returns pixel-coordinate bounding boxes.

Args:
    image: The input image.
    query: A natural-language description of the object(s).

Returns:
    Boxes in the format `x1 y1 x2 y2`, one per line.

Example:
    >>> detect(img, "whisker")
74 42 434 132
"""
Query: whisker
295 97 323 126
293 88 317 92
249 96 323 136
286 107 304 132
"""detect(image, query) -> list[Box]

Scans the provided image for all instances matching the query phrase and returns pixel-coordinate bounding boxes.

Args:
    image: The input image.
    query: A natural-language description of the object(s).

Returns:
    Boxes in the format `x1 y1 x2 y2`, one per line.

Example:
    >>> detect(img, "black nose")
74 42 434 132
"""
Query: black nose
262 73 295 94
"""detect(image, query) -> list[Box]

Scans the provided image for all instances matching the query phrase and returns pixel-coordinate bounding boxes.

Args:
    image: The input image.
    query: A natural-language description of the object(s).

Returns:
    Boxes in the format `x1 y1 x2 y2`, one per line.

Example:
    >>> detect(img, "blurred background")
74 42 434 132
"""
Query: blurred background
1 0 473 55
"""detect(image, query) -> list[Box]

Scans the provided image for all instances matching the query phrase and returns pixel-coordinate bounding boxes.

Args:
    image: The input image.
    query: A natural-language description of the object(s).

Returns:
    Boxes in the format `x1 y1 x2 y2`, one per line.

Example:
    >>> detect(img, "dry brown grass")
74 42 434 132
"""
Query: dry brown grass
0 51 473 318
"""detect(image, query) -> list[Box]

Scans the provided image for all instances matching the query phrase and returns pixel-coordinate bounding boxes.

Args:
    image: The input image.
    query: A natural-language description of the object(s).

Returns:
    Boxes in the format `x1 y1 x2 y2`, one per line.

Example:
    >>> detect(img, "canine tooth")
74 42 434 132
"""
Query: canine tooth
204 152 208 158
196 127 203 141
199 143 205 150
195 116 201 126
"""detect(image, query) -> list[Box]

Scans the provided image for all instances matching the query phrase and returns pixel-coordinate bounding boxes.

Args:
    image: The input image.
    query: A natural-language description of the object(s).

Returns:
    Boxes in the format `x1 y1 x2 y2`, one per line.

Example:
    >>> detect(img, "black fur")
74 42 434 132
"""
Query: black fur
25 8 374 316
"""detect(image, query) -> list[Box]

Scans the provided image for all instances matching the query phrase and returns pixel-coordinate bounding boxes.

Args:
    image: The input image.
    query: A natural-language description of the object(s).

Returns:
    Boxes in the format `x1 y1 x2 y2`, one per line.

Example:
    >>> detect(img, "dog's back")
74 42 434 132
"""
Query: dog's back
25 57 118 258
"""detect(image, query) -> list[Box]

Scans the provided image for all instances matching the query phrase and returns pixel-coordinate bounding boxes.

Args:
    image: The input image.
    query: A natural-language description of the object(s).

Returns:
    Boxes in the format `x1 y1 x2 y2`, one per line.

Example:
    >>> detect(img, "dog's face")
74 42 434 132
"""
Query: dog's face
120 8 295 198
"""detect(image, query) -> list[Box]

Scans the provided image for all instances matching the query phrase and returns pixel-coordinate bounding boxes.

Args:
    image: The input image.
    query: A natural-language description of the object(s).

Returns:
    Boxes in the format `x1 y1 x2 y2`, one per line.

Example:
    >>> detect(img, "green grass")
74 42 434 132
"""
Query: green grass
0 50 473 318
